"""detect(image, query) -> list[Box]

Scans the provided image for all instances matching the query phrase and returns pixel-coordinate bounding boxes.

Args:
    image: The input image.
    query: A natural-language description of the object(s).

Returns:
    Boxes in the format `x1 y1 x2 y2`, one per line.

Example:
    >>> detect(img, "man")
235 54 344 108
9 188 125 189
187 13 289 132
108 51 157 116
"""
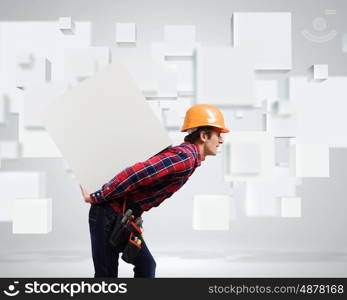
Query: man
80 104 229 278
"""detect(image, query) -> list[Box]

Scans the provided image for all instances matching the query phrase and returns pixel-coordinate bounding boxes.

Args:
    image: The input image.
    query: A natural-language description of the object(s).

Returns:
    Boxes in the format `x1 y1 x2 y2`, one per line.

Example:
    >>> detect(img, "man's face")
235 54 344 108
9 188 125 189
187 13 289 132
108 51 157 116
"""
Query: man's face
203 129 224 156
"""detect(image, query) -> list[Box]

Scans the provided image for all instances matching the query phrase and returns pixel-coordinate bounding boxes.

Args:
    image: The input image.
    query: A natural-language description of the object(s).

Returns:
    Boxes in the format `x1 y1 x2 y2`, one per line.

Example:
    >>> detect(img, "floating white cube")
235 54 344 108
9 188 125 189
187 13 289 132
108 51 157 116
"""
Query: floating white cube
233 12 292 70
280 197 302 218
290 144 330 177
231 143 261 174
59 17 73 30
13 198 52 234
290 77 347 147
313 64 328 80
196 46 256 106
224 131 274 181
193 195 230 230
115 23 136 43
0 172 46 222
245 167 297 217
17 52 33 66
42 62 171 192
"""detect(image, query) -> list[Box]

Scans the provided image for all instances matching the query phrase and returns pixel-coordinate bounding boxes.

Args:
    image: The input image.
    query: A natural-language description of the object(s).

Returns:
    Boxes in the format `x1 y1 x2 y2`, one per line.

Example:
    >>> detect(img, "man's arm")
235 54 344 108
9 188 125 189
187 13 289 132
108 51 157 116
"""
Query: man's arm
90 151 194 204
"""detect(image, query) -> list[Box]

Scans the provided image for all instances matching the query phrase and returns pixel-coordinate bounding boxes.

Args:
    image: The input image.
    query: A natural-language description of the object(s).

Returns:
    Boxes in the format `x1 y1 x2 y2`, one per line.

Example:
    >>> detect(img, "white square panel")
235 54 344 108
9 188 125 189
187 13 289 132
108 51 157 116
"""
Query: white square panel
115 23 136 43
59 17 73 30
0 172 46 222
290 144 330 178
280 197 301 218
43 62 172 192
196 46 256 106
193 195 230 230
224 131 274 181
13 198 52 234
233 12 292 70
245 167 297 217
290 77 347 147
231 143 261 175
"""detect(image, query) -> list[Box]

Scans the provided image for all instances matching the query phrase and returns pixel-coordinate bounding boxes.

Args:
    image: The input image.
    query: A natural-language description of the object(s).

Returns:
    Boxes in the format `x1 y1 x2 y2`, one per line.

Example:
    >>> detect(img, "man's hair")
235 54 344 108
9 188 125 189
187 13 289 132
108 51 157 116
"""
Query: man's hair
184 126 214 144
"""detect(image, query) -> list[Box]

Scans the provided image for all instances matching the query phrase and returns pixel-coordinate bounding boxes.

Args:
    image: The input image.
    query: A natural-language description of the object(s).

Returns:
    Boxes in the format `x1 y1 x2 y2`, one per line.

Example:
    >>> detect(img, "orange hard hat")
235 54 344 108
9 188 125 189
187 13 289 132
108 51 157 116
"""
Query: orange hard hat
181 104 230 133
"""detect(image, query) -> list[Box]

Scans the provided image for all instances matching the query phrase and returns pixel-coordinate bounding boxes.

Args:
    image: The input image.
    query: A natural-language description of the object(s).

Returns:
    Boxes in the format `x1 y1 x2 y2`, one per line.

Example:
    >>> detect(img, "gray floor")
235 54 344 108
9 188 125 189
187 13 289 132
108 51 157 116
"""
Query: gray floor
1 249 346 277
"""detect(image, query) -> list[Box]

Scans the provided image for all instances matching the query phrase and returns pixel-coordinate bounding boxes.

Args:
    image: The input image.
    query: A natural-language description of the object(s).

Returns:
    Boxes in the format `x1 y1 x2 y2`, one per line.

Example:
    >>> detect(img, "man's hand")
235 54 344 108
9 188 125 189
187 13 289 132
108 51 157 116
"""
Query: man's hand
80 185 92 203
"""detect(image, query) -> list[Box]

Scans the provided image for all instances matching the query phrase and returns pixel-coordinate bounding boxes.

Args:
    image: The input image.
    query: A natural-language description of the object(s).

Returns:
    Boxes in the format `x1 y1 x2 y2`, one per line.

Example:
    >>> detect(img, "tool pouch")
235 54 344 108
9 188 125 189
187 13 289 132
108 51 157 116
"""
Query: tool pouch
121 232 143 264
108 213 130 252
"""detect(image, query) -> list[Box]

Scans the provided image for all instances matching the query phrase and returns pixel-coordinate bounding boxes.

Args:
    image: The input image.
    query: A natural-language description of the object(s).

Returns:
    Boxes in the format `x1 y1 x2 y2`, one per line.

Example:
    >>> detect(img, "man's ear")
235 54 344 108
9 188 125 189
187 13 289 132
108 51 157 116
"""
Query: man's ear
199 130 207 142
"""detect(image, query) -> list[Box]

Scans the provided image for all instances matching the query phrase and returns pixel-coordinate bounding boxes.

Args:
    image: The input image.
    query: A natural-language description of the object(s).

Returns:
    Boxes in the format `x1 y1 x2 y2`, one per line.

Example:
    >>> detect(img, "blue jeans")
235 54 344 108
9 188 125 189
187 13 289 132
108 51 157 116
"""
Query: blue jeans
89 203 156 278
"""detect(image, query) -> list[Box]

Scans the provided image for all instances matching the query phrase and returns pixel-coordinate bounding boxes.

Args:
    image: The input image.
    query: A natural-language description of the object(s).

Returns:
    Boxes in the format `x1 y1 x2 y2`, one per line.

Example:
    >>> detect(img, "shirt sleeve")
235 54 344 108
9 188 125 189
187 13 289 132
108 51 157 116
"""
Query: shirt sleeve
90 150 194 204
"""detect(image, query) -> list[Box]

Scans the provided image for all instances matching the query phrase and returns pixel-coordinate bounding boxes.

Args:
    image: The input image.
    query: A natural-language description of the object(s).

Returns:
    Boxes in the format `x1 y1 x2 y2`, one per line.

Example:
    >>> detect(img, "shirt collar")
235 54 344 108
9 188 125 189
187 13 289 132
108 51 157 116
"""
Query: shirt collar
180 142 202 167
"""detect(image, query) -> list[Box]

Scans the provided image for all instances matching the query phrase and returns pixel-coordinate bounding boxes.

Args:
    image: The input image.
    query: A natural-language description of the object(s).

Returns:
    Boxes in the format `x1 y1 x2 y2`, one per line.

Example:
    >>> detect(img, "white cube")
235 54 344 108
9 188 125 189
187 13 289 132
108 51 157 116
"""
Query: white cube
17 52 33 66
116 23 136 43
313 64 328 80
280 197 301 218
231 143 261 174
193 195 230 230
13 198 52 234
196 46 256 106
224 132 274 181
59 17 73 30
290 144 330 177
233 12 292 70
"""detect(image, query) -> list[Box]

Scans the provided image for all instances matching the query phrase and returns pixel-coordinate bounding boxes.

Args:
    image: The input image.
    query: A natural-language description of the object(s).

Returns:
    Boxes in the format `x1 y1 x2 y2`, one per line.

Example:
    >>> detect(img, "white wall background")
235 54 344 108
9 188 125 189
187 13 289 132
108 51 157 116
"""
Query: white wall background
1 0 347 277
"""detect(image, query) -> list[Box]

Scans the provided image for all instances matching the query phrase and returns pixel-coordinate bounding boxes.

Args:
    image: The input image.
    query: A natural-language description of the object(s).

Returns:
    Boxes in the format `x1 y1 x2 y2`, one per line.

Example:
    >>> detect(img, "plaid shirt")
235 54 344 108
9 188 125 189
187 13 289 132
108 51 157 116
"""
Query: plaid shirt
90 142 201 213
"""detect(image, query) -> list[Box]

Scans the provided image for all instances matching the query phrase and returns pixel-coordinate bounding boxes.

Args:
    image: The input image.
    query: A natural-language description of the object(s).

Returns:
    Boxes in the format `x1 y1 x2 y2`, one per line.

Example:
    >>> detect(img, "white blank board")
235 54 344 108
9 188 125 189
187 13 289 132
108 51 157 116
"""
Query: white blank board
43 62 172 192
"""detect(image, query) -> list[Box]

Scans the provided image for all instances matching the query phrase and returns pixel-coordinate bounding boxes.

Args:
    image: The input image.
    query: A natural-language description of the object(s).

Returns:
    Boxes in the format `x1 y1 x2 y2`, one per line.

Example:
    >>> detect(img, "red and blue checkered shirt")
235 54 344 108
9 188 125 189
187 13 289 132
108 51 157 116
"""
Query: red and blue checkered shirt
90 142 202 213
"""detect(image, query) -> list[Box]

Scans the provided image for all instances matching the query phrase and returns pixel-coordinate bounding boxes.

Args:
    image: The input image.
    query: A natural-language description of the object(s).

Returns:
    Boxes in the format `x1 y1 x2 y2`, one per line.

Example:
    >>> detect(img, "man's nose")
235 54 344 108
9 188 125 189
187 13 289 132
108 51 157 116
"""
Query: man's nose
219 135 223 143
